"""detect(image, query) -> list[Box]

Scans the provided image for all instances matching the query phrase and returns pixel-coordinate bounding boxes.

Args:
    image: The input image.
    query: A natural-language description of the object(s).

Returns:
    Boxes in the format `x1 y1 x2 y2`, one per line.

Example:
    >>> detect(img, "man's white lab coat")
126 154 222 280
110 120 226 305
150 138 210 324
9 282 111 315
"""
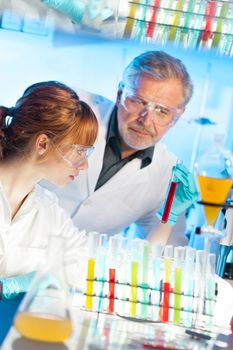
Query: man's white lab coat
42 89 186 241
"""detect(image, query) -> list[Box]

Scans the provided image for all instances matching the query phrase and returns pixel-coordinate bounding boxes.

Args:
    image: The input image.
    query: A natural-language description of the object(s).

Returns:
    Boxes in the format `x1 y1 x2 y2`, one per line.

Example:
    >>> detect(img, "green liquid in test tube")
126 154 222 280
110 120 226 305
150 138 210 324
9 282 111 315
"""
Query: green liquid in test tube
130 239 140 317
212 2 229 48
173 246 185 325
168 0 184 41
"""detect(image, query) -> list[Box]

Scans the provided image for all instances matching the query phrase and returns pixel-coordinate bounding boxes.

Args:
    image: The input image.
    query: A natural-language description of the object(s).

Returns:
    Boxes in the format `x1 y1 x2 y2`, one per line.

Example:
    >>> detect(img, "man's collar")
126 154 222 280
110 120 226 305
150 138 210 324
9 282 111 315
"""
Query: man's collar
106 106 155 167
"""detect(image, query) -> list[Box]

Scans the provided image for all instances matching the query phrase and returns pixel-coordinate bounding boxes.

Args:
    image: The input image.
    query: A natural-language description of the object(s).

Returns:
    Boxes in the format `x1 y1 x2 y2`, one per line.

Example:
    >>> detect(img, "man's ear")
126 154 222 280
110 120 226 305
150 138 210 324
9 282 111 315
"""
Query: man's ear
36 134 50 155
116 89 122 107
171 107 186 128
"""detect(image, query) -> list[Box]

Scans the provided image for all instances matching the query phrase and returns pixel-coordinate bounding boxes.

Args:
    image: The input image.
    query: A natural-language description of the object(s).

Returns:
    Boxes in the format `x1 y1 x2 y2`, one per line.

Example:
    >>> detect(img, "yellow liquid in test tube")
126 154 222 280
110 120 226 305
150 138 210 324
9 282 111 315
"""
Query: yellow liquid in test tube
85 258 95 310
197 176 232 226
14 312 72 342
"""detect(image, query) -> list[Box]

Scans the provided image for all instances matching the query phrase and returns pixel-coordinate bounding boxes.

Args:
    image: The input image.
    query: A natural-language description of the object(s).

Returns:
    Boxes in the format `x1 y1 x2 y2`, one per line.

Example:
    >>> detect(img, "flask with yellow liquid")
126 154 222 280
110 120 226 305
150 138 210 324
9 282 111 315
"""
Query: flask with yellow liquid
14 235 73 343
195 134 233 238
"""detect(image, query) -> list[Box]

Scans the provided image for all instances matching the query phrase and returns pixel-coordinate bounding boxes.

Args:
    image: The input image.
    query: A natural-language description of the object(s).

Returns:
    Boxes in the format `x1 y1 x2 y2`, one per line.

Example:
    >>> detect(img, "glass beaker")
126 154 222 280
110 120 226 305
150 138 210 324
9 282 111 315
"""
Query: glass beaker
14 235 73 343
195 136 233 239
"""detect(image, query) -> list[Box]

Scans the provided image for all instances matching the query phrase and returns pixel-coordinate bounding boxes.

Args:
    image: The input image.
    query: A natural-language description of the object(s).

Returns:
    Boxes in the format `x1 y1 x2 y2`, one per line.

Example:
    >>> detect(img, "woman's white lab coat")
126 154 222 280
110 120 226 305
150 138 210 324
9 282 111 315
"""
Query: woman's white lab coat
0 183 87 284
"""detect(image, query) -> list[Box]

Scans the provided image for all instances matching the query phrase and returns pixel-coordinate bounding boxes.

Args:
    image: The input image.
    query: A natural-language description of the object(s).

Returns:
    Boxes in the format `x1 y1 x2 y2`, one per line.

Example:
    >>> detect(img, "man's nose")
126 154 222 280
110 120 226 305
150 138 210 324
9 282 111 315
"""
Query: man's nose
137 108 154 125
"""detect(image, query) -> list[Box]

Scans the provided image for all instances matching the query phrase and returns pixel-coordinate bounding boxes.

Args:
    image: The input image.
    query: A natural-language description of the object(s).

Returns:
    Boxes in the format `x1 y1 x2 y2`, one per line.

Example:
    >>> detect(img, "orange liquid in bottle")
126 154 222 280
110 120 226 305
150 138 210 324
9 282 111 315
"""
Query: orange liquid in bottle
14 312 72 342
197 176 232 226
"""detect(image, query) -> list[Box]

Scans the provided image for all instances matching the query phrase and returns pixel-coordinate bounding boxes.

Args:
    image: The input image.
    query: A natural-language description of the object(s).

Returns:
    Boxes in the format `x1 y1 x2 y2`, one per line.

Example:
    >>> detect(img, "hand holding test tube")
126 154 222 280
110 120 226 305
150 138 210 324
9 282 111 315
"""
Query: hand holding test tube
157 162 199 225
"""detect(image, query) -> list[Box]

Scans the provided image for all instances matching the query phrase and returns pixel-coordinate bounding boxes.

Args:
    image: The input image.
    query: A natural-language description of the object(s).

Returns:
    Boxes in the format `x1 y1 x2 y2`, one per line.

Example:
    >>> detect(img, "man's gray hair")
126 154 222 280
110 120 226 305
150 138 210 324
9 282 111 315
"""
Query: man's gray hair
120 51 193 106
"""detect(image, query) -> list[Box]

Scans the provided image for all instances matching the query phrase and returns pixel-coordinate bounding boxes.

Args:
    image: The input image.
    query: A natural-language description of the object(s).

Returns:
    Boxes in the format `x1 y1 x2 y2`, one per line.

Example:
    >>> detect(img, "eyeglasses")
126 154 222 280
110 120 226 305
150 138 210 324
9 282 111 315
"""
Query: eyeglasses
121 89 183 127
55 144 94 168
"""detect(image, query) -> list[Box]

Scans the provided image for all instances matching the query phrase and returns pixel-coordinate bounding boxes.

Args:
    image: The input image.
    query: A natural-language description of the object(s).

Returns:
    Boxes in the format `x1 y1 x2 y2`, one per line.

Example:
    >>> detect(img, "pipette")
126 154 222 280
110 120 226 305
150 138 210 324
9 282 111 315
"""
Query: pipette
161 165 178 223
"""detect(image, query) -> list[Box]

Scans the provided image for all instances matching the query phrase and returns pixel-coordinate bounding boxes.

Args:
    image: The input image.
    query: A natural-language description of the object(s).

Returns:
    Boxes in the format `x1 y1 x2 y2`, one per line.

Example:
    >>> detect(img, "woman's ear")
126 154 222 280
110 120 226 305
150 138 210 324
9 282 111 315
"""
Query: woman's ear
35 134 50 155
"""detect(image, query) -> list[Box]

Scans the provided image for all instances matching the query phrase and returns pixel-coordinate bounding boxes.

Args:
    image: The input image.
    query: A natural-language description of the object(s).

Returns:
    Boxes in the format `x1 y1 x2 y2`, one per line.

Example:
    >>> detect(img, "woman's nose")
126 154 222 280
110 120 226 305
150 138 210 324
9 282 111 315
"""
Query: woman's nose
76 159 88 170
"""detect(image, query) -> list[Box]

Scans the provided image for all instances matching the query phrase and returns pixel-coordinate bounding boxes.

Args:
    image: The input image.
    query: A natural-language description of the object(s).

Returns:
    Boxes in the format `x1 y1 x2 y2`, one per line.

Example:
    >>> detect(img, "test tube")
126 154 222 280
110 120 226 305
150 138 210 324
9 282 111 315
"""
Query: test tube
85 232 99 310
173 246 184 324
183 247 196 327
117 236 129 315
146 0 160 38
130 239 140 317
205 253 216 330
161 168 178 224
151 243 163 321
124 2 138 38
161 245 173 322
96 233 108 313
140 240 150 319
194 250 205 328
107 235 121 313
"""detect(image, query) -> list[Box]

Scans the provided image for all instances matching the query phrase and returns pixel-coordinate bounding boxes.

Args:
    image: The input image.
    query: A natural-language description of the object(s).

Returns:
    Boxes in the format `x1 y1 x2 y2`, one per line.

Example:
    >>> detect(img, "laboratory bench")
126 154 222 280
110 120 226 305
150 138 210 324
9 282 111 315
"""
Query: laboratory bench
1 278 233 350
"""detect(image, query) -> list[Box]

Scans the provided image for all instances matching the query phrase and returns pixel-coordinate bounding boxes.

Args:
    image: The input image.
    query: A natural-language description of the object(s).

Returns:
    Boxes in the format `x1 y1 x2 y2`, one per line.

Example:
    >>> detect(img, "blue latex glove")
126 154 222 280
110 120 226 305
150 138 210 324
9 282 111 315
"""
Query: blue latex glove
1 271 60 300
1 272 36 300
42 0 85 23
157 163 199 225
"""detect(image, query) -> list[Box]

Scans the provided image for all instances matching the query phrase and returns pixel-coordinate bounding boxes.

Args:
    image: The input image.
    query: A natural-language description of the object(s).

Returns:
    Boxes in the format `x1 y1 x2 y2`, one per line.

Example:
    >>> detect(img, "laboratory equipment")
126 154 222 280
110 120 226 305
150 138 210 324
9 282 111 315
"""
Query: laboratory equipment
195 139 233 241
194 140 233 328
83 236 218 331
161 169 178 223
14 235 73 343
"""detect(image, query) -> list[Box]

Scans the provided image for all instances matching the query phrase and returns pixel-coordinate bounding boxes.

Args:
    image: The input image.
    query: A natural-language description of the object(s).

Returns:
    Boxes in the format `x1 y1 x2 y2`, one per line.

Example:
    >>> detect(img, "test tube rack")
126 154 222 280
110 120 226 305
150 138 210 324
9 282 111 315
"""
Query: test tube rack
124 0 233 56
83 234 217 331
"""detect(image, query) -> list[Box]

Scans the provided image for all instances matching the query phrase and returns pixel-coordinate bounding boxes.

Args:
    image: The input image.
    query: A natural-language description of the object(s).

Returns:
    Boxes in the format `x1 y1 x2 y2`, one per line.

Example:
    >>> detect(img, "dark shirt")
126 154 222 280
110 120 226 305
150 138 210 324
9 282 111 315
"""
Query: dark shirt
95 107 154 191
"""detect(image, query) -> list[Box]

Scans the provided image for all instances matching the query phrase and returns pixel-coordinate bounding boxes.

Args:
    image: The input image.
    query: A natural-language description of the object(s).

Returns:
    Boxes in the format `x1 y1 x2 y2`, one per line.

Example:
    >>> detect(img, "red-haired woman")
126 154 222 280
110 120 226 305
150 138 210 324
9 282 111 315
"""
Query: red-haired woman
0 81 98 298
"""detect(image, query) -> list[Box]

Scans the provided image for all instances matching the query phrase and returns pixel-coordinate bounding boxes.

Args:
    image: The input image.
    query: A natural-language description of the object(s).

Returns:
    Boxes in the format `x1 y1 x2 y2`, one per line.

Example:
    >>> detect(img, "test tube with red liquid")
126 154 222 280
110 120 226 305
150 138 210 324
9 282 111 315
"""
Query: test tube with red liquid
161 169 178 223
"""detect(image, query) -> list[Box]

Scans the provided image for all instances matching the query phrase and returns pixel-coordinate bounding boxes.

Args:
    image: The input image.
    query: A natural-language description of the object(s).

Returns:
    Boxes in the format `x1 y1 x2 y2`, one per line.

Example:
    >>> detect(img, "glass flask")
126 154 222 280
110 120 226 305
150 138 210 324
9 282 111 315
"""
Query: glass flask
195 135 233 239
14 235 73 343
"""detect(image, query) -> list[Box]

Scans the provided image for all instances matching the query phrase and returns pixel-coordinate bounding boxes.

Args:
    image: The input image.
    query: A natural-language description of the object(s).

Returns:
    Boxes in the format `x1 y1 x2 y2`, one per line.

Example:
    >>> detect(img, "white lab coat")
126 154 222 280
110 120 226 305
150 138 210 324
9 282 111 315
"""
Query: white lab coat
0 182 87 285
42 89 186 240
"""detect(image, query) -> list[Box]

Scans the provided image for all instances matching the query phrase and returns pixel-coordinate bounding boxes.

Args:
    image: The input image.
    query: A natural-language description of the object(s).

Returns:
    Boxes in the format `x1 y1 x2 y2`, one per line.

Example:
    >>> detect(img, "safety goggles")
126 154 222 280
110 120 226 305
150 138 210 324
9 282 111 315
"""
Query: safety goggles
55 144 94 168
121 89 183 127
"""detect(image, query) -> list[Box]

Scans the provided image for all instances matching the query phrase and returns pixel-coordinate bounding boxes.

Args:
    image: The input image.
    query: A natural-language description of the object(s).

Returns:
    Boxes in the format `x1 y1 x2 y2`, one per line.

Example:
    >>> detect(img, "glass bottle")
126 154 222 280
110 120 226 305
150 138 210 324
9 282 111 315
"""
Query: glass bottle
14 235 73 343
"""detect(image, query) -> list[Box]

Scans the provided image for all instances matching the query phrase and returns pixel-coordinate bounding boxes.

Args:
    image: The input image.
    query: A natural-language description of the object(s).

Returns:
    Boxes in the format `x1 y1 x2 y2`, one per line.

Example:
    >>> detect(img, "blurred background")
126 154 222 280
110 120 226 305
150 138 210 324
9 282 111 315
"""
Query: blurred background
0 0 232 170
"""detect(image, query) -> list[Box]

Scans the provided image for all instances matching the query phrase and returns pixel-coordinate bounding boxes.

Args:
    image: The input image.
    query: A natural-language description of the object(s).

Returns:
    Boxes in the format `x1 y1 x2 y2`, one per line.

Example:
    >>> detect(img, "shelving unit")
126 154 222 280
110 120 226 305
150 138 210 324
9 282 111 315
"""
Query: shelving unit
124 0 233 56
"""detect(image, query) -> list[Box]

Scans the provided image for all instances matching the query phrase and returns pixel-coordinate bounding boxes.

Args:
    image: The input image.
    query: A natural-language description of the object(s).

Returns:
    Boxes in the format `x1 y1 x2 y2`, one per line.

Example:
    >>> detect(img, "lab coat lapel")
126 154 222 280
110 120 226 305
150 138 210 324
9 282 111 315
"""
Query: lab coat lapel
93 157 149 196
86 122 108 195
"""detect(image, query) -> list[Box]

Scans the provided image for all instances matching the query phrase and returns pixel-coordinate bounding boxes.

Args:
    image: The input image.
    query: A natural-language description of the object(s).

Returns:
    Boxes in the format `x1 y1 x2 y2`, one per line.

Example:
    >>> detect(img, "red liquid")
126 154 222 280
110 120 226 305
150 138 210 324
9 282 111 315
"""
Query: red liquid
146 0 160 37
108 268 116 313
161 181 178 223
162 282 170 322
